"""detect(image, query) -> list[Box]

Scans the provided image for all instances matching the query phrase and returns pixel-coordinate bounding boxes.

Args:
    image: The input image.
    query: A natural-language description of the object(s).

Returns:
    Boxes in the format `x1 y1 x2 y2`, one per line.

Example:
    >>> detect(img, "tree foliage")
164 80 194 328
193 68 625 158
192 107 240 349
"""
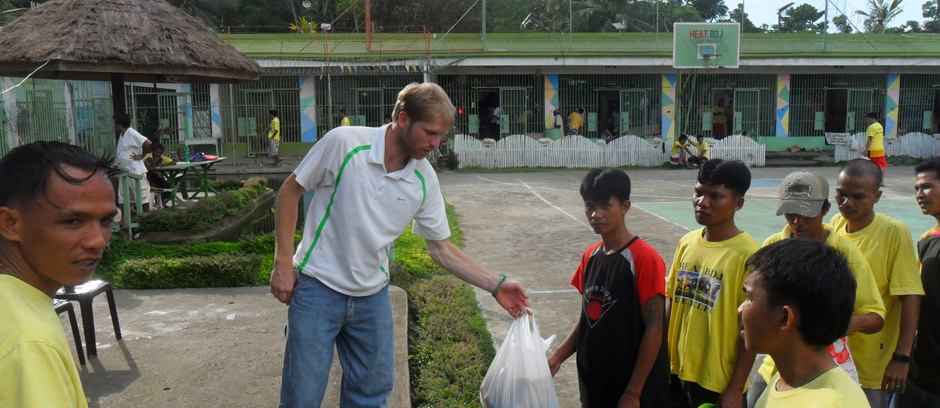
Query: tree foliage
777 3 826 33
922 0 940 33
832 14 854 33
855 0 905 33
728 2 763 32
690 0 729 21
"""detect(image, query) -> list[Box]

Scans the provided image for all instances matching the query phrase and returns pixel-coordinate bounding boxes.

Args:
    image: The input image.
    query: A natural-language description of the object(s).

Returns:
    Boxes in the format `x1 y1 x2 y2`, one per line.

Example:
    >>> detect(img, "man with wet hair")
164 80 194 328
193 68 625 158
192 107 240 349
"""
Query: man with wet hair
548 167 670 407
0 141 118 408
829 158 923 407
666 159 757 408
740 238 869 407
271 83 530 407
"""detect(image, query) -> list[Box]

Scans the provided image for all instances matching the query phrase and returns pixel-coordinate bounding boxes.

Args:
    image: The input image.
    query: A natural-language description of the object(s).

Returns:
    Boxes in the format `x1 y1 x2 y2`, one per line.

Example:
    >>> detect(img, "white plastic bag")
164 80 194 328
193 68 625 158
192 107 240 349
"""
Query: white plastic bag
848 134 860 152
480 310 559 408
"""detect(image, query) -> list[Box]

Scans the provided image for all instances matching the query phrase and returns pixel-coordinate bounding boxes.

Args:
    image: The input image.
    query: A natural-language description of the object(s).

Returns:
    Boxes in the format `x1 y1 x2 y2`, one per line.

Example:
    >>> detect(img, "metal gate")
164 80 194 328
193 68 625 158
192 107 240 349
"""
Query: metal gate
499 87 529 136
621 89 651 138
733 88 761 135
353 87 388 127
239 89 274 157
846 88 875 133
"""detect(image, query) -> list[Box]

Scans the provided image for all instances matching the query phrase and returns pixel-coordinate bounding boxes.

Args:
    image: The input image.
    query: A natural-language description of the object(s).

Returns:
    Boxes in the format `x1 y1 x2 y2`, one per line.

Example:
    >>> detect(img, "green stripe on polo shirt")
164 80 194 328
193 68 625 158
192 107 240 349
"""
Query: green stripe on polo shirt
298 144 371 270
414 169 426 206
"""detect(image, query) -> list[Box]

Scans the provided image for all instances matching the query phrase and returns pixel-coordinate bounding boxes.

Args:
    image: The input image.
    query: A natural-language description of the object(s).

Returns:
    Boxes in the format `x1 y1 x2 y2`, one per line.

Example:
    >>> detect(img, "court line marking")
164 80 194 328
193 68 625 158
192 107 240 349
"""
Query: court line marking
516 178 592 230
527 289 579 294
631 204 693 232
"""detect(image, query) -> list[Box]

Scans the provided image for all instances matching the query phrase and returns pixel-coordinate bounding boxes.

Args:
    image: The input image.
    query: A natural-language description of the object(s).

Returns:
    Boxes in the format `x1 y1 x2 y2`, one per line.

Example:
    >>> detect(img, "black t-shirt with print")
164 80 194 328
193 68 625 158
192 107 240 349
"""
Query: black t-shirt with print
574 238 670 407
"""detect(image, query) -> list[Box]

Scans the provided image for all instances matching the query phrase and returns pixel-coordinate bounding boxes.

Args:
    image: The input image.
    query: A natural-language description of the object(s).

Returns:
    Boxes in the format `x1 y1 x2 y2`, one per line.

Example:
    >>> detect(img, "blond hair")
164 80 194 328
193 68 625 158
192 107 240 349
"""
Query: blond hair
392 82 455 127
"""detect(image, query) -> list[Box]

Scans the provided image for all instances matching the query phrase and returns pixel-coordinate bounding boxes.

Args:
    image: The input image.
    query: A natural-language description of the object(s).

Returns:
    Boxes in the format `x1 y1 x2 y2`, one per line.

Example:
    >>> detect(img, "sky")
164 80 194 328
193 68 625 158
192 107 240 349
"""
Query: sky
741 0 930 30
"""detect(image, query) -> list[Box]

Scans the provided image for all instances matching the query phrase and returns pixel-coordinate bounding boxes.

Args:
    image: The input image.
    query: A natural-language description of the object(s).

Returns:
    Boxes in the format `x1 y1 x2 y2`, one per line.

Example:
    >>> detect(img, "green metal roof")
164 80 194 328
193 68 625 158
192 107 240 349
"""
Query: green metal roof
224 32 940 60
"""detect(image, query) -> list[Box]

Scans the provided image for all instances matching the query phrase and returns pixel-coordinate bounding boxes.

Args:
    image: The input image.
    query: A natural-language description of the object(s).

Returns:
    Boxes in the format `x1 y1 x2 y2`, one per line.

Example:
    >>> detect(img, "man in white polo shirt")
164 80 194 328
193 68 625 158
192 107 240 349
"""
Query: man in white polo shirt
270 82 530 407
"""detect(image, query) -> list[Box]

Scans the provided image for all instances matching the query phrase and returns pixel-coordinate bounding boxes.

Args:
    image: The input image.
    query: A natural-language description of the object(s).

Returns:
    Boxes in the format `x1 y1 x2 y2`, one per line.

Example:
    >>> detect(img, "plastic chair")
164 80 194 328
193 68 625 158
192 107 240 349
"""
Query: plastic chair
55 280 122 357
53 299 85 365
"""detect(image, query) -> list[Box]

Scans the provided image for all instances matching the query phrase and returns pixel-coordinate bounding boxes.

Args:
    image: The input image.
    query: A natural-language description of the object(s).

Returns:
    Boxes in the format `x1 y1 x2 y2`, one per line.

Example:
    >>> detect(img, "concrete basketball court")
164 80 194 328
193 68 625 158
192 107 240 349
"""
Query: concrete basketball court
440 165 926 407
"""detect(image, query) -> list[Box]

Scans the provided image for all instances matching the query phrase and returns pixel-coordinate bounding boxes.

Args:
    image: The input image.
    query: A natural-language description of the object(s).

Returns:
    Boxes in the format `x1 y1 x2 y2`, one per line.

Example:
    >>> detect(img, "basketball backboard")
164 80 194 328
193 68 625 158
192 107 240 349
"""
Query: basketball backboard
673 23 740 69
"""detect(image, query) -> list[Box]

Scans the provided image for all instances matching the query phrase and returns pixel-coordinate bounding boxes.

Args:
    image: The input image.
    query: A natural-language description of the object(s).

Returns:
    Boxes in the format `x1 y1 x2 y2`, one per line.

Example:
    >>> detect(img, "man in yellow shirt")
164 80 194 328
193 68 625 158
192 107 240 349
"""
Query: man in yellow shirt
568 107 584 136
0 141 119 408
740 239 870 408
746 170 886 406
266 110 282 167
689 135 710 168
829 159 924 408
670 134 694 169
864 113 888 182
713 99 728 139
666 159 757 407
339 109 351 127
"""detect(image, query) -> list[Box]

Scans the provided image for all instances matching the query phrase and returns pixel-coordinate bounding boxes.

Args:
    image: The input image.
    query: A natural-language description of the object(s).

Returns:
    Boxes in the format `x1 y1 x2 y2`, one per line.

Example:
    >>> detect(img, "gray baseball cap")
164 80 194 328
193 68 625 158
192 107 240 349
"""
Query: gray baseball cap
776 171 829 217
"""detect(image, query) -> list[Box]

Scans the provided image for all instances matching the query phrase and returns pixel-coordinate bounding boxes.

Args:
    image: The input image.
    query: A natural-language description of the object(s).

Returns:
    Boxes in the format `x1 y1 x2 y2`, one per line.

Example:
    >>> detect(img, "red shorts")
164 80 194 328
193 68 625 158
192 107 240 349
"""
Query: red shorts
869 155 888 168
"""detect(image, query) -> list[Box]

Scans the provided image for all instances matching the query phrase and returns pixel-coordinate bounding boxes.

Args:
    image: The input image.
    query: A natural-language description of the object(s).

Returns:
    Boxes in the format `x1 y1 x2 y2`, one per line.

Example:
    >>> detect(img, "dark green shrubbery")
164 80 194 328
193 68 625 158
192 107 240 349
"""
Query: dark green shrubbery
139 177 269 232
114 254 263 289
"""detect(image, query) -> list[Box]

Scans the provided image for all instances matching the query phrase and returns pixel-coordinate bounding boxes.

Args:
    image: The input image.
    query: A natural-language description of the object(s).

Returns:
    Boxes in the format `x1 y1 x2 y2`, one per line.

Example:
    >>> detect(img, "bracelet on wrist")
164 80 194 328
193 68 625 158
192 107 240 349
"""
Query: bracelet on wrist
491 274 507 298
892 352 911 364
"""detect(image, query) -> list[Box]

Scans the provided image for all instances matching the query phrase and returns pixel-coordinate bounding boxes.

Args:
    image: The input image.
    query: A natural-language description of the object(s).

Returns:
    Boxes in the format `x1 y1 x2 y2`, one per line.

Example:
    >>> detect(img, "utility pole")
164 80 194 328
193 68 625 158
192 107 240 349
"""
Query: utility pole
569 0 573 48
824 0 829 51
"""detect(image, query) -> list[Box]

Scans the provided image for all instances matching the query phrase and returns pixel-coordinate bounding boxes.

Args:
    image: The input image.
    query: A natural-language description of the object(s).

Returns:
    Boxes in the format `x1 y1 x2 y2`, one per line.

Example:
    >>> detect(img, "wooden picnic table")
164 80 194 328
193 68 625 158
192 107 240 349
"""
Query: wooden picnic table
150 157 227 207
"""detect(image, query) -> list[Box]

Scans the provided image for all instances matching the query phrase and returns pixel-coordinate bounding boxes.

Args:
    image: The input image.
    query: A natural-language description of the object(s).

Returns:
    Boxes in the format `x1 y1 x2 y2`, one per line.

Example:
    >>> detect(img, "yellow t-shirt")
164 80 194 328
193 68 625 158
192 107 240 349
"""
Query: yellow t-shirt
671 140 687 156
755 366 870 408
268 117 281 141
340 116 351 127
829 213 925 388
692 140 710 158
666 229 760 393
713 105 727 124
144 153 173 166
757 224 887 382
866 122 885 157
568 112 583 130
0 276 88 408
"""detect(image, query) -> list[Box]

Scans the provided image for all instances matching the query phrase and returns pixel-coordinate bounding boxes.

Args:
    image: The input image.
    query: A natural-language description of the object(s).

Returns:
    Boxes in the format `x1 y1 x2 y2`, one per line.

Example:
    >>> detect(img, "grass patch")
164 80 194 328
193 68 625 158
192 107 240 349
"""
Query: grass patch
390 203 495 407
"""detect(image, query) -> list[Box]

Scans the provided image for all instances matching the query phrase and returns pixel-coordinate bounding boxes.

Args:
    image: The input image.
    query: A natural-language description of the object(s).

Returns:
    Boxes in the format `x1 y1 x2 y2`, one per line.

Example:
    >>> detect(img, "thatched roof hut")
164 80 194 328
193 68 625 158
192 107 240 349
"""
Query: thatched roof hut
0 0 261 82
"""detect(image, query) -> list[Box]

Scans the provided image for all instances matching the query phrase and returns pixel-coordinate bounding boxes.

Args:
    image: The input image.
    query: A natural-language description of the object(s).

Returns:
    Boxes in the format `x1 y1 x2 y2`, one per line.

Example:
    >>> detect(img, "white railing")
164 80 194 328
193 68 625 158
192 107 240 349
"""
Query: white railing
453 134 663 169
835 132 940 162
453 134 766 169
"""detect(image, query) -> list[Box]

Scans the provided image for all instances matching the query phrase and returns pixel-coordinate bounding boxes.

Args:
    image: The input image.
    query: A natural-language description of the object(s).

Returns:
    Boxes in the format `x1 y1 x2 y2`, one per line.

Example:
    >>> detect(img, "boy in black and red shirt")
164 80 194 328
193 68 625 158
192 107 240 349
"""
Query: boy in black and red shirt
548 167 670 407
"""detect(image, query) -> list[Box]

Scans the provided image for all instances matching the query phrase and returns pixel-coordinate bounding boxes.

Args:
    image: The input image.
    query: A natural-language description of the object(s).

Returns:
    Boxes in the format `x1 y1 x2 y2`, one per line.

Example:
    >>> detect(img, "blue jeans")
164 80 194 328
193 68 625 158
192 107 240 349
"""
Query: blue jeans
278 274 394 408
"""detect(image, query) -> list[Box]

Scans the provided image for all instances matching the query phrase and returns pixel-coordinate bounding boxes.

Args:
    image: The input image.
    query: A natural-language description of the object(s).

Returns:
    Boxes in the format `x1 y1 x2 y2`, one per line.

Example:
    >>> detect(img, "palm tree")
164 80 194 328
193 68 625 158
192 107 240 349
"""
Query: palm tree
855 0 904 34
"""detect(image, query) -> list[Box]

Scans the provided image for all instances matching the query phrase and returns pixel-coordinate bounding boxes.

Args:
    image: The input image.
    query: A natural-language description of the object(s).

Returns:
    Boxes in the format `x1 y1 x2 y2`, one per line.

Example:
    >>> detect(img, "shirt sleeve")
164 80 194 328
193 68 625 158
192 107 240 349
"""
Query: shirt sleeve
845 244 887 318
0 342 84 408
569 246 594 294
635 242 667 304
889 222 926 296
292 132 345 191
411 169 451 241
666 241 682 298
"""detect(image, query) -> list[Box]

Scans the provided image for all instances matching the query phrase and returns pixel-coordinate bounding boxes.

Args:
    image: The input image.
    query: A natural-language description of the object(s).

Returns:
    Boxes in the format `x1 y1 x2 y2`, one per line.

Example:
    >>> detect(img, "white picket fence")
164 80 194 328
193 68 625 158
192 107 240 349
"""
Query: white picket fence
834 132 940 162
453 134 766 169
706 135 767 167
453 134 663 169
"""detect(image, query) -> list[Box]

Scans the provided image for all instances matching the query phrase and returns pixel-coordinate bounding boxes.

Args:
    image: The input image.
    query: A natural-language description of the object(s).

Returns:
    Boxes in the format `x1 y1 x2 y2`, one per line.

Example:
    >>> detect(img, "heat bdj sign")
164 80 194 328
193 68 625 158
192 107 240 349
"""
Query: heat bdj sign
673 23 740 69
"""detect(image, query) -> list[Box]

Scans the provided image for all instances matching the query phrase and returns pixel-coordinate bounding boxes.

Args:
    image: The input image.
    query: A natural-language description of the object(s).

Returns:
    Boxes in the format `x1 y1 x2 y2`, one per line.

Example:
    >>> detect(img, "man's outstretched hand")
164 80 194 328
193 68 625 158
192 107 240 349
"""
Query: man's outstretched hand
495 280 530 318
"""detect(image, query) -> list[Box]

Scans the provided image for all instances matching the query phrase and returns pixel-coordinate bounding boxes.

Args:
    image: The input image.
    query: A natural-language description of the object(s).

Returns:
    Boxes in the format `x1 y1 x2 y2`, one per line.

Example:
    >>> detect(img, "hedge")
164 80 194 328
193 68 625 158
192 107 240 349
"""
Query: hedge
114 254 263 289
139 177 269 232
388 204 495 407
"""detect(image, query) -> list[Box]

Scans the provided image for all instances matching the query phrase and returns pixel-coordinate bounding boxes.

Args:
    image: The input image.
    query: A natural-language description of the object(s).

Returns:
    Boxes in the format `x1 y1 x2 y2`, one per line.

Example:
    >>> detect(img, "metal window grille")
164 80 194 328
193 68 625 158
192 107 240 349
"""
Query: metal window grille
790 74 884 137
558 74 662 139
438 74 544 139
899 75 940 134
679 74 775 138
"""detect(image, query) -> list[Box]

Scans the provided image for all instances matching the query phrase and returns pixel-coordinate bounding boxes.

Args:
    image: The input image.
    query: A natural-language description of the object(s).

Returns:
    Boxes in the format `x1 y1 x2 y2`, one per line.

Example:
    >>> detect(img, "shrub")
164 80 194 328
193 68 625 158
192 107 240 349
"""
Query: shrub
139 177 269 232
113 254 263 289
